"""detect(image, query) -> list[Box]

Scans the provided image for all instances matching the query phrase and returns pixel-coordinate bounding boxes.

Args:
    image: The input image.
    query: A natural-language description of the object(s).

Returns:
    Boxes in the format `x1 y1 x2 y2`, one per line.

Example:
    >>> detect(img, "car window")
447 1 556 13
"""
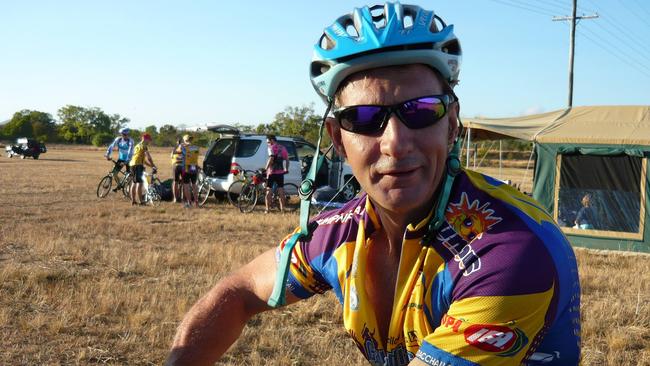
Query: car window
295 142 316 160
277 141 298 161
235 139 261 158
210 138 236 157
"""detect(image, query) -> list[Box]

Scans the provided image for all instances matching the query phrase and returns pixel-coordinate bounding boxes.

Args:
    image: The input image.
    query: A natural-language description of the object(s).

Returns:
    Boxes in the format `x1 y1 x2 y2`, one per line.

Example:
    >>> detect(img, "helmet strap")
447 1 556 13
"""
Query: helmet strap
422 119 464 245
267 101 332 308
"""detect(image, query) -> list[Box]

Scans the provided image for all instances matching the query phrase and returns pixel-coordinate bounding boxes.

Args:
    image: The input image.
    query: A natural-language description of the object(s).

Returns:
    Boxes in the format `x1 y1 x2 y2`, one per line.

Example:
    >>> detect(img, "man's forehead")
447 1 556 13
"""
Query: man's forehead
336 64 443 105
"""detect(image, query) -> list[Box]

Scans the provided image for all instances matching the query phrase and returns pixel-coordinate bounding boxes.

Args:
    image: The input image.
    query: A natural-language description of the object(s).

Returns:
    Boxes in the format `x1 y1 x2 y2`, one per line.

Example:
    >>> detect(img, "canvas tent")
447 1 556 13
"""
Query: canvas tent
464 105 650 253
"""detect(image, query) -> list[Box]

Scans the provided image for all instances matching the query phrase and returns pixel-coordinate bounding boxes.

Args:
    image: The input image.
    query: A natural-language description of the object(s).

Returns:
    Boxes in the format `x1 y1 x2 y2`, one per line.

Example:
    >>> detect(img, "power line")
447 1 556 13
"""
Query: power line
504 0 564 15
552 0 599 107
580 0 650 65
616 0 650 29
587 20 650 65
630 0 650 20
485 0 556 17
578 23 650 76
578 30 650 79
537 0 573 12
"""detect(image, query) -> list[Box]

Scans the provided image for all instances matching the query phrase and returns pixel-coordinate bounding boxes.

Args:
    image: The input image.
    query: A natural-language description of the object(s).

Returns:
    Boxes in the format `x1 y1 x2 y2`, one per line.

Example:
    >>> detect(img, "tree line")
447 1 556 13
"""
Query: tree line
0 104 328 147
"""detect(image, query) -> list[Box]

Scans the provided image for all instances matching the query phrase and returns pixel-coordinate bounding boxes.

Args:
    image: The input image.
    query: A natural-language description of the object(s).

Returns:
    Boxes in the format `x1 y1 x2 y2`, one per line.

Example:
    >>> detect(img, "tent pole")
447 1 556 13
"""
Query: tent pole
499 140 503 178
466 127 471 167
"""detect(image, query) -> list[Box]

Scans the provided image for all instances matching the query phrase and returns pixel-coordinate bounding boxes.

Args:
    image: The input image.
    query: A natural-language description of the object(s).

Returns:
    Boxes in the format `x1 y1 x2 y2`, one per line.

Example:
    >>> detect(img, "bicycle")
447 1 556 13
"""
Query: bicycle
226 169 256 206
97 159 133 199
236 169 299 213
141 168 162 206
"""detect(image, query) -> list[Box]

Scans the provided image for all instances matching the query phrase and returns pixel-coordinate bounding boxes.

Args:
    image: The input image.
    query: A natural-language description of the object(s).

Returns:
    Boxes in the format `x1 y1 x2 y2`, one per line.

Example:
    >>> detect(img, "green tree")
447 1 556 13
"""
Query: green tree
91 132 114 147
157 124 179 146
257 104 329 147
57 105 94 143
3 110 57 141
57 105 130 144
144 125 159 142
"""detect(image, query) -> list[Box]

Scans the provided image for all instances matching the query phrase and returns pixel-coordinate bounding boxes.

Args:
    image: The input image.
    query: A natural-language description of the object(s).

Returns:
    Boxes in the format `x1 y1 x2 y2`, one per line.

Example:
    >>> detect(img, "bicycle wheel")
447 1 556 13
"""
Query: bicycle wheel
279 183 300 212
96 175 113 198
147 187 161 207
197 182 211 206
227 179 247 206
121 174 133 199
237 183 258 213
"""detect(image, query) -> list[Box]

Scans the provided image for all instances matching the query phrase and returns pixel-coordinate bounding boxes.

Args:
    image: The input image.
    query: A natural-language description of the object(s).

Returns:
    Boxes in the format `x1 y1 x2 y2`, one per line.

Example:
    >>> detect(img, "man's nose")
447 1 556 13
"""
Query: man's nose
379 113 413 158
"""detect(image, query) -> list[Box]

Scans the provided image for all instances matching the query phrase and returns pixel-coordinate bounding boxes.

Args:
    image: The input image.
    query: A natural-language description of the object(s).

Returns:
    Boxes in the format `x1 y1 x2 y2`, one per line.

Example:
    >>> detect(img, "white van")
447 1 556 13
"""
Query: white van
201 126 359 201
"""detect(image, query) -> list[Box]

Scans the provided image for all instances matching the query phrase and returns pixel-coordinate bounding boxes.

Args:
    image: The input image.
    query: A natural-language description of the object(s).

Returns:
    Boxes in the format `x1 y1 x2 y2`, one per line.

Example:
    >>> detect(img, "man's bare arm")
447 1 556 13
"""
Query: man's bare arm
165 248 298 365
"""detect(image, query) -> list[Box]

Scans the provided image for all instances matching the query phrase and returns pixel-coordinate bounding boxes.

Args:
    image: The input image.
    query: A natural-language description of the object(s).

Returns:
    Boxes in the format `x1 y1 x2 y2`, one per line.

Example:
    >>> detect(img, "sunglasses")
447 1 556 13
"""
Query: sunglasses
333 94 454 135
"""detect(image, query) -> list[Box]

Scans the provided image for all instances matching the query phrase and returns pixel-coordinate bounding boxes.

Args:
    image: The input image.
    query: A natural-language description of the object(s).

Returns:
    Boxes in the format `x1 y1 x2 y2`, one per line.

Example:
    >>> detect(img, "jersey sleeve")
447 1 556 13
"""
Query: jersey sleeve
105 137 118 156
417 233 557 366
277 230 333 300
127 139 134 160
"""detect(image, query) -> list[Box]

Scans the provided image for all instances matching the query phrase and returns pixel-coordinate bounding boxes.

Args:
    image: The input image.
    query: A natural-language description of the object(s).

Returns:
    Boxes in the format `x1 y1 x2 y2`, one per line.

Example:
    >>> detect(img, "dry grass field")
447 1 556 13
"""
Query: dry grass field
1 146 649 365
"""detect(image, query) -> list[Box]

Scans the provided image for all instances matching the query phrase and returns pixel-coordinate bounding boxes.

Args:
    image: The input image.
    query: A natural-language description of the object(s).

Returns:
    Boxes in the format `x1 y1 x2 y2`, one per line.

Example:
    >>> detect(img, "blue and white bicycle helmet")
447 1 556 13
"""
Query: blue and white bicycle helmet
310 2 462 103
119 128 130 135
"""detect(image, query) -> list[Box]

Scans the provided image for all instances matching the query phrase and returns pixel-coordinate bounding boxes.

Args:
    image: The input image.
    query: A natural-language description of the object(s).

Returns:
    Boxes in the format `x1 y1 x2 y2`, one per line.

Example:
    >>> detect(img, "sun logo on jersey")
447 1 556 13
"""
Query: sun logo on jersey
446 192 502 242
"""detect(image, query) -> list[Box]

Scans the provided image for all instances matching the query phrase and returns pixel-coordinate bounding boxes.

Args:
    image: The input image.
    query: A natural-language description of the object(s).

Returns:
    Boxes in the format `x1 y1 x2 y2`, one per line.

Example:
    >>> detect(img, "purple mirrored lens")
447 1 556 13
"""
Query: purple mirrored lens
339 106 385 132
399 97 446 129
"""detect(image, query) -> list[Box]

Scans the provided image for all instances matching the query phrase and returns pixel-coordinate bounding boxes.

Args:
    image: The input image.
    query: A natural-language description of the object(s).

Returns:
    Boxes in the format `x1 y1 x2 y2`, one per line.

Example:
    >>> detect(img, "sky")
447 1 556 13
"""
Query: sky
1 0 649 129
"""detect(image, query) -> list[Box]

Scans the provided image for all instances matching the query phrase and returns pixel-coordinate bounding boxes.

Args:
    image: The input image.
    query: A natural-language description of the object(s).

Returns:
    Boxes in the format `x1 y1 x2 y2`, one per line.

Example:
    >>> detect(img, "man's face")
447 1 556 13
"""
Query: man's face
326 64 458 217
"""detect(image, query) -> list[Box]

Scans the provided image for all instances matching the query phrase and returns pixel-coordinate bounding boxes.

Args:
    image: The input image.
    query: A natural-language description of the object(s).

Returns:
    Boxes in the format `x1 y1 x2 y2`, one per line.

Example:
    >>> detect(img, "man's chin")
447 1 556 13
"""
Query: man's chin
374 187 428 213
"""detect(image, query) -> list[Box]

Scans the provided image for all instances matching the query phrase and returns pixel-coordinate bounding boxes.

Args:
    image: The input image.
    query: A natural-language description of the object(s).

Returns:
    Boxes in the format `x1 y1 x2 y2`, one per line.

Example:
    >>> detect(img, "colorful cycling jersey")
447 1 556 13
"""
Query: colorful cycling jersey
182 144 200 173
279 169 581 366
105 137 134 162
171 144 184 166
267 143 288 175
129 142 148 166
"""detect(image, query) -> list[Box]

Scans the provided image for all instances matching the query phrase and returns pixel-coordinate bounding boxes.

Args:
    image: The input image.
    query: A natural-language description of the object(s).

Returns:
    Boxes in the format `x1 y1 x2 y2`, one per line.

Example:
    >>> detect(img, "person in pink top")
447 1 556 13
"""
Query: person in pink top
264 135 289 213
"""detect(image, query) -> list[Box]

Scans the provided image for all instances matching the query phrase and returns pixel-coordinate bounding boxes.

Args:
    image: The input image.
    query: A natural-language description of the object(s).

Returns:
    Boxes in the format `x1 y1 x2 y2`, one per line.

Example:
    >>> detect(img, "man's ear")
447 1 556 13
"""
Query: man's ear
325 117 346 158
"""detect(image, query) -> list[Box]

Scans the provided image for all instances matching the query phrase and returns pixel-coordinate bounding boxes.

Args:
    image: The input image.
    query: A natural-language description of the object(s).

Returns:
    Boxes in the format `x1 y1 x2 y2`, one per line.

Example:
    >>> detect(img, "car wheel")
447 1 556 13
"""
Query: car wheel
341 177 360 201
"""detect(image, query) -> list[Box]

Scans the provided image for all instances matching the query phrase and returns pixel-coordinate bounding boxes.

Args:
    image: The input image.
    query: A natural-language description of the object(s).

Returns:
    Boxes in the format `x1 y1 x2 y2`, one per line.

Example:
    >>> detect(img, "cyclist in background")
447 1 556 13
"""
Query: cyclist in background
181 134 200 208
129 133 156 206
104 128 134 191
171 137 184 203
264 135 289 213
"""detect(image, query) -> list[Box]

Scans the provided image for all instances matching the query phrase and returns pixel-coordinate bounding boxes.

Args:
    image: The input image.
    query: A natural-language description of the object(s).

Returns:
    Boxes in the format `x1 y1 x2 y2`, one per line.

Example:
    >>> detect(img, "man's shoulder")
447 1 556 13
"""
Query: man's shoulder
301 195 367 255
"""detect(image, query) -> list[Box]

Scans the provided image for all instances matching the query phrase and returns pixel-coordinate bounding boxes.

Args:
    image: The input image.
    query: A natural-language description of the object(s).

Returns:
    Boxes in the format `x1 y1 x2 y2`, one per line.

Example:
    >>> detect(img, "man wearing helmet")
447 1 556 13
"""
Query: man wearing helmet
104 128 134 190
181 134 200 208
129 133 157 206
167 3 580 366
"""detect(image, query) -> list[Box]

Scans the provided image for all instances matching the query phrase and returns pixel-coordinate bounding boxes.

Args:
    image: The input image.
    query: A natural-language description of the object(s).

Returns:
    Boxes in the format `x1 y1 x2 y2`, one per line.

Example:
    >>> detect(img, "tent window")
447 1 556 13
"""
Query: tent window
556 154 644 236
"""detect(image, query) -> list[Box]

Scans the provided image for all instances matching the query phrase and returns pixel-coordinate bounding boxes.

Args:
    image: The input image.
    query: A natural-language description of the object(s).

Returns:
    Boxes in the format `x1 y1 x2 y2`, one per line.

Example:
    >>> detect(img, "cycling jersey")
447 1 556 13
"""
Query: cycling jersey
171 144 184 166
106 137 134 162
182 144 200 173
129 142 148 166
268 143 288 175
279 169 580 366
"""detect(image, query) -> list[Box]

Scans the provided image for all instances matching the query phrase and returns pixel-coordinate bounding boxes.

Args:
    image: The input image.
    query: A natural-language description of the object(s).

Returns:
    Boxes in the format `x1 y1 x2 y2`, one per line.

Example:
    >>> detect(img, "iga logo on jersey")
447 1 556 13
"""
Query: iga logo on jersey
464 324 528 357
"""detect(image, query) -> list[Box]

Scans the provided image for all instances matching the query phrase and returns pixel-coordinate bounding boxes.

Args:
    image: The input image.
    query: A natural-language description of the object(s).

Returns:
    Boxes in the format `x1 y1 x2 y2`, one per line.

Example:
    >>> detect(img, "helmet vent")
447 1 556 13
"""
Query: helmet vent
441 39 461 55
370 5 386 28
311 61 330 77
345 22 359 38
403 15 414 29
319 34 335 50
431 15 447 33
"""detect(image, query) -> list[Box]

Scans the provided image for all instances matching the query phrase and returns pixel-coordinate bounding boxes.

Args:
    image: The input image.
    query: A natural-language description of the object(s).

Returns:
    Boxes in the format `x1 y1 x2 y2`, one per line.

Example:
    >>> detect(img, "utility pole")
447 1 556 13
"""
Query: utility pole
553 0 598 107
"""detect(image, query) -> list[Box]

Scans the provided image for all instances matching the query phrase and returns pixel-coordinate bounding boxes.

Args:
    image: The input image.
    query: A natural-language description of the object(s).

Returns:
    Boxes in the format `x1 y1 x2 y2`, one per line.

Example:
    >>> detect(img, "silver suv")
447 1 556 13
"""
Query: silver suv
201 126 359 201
